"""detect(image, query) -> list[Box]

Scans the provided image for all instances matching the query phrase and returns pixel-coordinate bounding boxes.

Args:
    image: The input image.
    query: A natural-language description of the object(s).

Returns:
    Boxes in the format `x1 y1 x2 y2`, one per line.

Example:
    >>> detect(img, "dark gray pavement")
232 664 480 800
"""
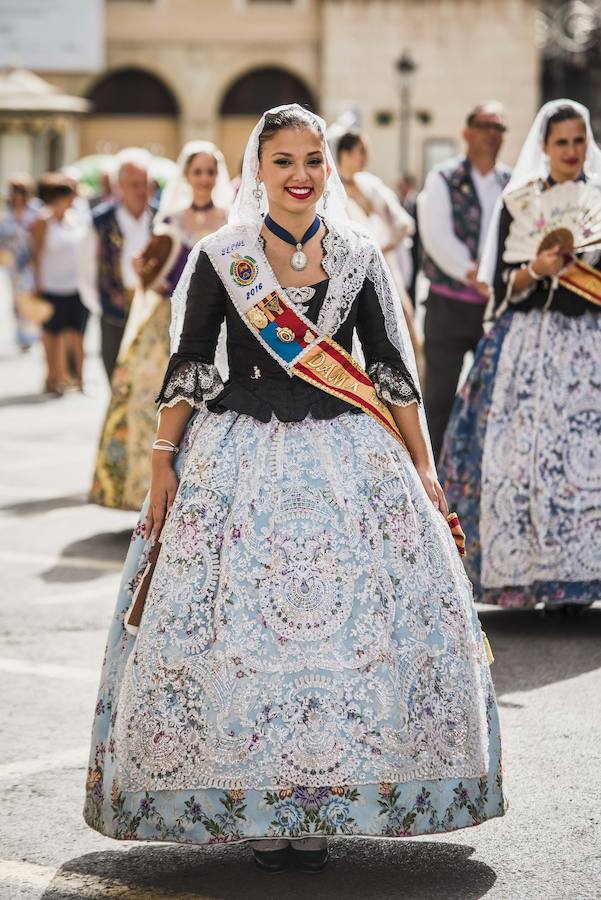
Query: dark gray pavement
0 286 599 900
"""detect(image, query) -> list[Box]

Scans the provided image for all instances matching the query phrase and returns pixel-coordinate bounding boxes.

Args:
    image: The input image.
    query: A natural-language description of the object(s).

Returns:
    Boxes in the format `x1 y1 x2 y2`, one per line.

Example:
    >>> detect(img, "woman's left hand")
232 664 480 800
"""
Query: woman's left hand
415 463 449 517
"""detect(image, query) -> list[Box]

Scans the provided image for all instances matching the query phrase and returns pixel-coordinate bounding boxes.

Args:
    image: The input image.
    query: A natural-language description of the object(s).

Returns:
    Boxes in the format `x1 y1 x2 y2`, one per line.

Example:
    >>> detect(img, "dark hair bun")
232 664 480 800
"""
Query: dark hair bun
336 129 363 162
38 172 76 205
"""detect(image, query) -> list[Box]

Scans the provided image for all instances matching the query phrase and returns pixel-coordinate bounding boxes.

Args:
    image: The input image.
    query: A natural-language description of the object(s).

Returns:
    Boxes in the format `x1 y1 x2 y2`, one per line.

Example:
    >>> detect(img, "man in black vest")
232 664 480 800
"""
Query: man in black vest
418 103 510 460
92 149 157 380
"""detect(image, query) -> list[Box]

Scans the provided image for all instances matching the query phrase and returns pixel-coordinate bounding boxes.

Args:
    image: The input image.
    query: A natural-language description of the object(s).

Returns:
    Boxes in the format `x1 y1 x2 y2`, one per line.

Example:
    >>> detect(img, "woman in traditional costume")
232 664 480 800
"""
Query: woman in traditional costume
439 100 601 611
331 127 419 358
84 106 504 873
335 130 415 287
89 143 231 510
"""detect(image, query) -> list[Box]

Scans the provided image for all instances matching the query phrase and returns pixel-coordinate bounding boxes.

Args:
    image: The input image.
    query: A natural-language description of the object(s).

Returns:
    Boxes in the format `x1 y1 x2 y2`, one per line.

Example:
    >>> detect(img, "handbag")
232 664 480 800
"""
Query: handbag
15 291 54 326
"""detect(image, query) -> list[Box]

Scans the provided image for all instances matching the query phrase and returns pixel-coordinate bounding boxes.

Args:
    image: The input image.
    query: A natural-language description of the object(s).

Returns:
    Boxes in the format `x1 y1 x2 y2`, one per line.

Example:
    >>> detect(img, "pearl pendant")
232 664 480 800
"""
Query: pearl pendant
291 243 308 271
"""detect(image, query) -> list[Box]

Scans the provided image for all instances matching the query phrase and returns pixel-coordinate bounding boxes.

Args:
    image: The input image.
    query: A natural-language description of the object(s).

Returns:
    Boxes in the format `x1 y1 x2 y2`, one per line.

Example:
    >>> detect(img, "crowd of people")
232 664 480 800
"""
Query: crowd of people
2 93 599 872
3 98 599 613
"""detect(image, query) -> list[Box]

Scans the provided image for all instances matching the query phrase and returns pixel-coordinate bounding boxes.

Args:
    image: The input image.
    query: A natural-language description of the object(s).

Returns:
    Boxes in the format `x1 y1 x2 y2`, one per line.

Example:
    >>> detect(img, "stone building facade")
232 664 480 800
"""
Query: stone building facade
44 0 539 183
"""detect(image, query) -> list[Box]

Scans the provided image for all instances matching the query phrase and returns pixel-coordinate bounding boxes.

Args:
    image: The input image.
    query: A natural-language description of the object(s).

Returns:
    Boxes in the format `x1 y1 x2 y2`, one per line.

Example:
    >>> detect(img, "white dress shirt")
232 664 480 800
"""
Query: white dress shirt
417 163 505 283
115 205 152 289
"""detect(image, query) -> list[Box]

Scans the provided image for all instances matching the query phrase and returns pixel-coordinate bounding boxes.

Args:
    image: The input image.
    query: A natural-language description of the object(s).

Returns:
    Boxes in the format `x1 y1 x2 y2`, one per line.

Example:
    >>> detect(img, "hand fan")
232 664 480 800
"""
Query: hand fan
503 179 601 263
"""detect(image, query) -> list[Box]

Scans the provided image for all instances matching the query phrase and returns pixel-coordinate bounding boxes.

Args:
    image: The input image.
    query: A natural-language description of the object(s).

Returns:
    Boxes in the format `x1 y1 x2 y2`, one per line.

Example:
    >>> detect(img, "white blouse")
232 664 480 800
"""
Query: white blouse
39 211 87 294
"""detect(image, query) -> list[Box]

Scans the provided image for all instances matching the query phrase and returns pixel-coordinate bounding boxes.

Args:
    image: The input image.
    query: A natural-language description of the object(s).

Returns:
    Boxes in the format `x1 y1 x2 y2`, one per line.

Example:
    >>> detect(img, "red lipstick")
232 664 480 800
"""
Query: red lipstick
285 186 314 200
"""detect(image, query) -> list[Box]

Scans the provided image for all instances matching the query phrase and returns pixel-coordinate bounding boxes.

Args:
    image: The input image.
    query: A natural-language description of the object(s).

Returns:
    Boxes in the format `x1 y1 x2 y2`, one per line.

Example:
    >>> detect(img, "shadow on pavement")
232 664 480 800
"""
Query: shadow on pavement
41 839 496 899
480 606 601 699
41 530 133 583
0 390 61 408
0 492 87 517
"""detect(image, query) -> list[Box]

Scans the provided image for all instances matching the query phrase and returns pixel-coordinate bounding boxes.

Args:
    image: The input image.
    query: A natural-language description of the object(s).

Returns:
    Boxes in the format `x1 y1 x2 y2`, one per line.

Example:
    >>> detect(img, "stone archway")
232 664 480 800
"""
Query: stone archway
81 67 180 158
218 67 317 176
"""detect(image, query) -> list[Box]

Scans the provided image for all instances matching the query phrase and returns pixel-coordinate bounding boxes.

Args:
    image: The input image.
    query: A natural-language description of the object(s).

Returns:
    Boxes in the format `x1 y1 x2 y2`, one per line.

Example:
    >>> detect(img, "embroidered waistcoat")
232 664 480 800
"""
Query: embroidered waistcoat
92 201 156 322
423 156 511 301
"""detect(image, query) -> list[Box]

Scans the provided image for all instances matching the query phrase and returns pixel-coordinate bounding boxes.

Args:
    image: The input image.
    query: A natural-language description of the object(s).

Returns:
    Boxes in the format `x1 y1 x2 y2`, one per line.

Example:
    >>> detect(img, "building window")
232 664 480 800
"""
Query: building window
87 68 179 116
220 67 315 117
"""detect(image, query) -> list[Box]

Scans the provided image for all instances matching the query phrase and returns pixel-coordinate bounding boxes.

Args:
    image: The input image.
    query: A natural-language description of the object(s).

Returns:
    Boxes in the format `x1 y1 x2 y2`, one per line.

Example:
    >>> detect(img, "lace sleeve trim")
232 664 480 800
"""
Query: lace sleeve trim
495 264 538 318
156 359 224 411
367 361 421 407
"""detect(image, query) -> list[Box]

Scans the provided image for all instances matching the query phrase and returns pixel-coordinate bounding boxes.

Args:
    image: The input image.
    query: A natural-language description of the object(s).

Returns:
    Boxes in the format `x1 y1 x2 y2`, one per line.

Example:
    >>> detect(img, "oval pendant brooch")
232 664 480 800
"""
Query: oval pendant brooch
291 244 308 271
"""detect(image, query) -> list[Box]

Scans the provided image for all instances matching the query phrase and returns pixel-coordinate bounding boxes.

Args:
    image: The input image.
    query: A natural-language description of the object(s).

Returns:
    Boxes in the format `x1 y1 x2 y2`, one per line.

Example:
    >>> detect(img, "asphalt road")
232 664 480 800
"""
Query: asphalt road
0 294 599 900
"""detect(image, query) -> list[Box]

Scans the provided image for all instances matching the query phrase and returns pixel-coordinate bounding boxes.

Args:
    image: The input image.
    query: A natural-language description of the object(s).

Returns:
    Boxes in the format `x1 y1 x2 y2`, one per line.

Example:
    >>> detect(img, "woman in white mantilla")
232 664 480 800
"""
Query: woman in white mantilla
84 105 504 873
329 124 419 358
440 100 601 611
89 142 231 510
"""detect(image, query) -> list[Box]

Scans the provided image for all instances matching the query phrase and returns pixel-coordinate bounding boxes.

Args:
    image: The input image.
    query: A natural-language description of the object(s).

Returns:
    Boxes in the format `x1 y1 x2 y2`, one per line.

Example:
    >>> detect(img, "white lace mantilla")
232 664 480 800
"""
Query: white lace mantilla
481 308 601 586
114 411 489 791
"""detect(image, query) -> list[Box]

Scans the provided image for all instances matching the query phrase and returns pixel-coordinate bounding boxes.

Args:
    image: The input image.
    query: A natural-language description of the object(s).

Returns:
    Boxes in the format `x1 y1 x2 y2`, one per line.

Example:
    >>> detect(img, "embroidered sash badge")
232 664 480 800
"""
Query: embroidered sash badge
230 253 258 287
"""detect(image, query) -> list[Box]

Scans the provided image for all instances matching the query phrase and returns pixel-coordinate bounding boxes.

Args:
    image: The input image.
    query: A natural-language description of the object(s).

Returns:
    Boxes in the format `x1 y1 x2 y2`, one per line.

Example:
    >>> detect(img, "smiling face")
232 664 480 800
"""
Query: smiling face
258 126 329 220
185 152 218 203
544 117 587 183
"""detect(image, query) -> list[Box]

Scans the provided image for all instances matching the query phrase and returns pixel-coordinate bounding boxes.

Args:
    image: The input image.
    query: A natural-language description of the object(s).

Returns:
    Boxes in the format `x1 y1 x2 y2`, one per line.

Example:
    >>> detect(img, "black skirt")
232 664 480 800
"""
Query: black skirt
42 292 89 335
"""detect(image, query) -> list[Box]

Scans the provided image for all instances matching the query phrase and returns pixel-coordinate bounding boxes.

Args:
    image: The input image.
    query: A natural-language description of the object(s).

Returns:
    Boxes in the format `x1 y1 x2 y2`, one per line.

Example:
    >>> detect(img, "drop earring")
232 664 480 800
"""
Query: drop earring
322 188 330 210
253 179 264 208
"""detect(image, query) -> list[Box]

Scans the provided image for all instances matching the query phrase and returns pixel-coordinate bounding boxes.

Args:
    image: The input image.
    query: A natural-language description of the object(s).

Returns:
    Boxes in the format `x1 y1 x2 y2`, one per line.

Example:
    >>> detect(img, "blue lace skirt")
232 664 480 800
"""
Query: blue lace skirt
84 410 505 844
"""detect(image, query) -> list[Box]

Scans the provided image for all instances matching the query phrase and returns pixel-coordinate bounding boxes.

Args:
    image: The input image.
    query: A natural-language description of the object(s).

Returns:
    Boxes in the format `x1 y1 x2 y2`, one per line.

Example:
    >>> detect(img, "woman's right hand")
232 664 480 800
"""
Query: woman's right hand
531 244 565 279
145 456 178 545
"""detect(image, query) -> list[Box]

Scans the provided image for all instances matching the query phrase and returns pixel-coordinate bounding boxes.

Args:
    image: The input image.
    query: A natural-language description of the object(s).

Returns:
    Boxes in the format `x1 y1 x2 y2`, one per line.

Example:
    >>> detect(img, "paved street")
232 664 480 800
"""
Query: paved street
0 288 600 900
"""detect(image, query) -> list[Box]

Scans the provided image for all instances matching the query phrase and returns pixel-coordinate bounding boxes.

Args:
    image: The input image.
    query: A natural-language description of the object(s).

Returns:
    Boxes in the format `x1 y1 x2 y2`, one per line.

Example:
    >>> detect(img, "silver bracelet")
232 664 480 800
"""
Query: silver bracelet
526 261 543 281
152 439 178 455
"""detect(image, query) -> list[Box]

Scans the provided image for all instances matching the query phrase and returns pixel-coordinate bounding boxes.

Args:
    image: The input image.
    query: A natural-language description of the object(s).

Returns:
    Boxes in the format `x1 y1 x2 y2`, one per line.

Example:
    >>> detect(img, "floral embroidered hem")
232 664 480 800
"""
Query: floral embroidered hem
84 773 505 845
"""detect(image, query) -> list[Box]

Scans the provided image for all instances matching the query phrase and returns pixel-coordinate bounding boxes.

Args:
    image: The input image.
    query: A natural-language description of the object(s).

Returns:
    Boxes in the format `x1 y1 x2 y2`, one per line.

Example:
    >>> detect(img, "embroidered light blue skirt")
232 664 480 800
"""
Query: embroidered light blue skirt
84 410 505 843
440 308 601 609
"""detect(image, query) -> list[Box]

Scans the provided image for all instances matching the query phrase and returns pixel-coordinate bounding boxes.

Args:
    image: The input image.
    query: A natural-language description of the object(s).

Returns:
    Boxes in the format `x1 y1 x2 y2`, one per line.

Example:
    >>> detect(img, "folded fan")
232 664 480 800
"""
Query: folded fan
503 179 601 263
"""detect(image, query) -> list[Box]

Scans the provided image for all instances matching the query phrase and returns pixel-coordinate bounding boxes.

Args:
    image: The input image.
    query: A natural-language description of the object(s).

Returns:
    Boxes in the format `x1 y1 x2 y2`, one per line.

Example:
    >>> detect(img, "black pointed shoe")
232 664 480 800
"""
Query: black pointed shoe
290 844 330 873
252 845 291 874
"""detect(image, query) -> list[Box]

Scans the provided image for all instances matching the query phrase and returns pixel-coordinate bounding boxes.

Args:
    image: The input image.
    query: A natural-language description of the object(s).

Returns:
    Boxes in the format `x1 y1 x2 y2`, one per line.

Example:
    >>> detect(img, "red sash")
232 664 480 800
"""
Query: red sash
248 290 406 446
